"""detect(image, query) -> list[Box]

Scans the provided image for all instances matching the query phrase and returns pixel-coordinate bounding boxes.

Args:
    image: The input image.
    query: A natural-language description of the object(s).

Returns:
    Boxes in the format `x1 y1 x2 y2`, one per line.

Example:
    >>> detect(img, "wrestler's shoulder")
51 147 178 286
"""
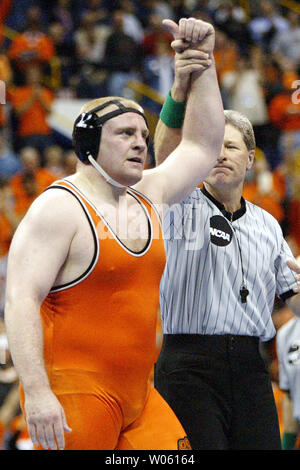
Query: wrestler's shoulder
22 185 82 232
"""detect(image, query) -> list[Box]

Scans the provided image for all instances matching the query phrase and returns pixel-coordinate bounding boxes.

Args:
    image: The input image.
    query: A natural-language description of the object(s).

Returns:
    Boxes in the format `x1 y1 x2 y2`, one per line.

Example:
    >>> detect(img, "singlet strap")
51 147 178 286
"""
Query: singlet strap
62 179 156 257
44 182 99 293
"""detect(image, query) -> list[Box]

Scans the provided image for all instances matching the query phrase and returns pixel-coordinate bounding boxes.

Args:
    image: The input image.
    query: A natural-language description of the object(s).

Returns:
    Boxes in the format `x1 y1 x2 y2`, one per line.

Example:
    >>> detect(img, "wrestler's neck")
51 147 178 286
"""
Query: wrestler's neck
204 182 243 213
70 162 128 204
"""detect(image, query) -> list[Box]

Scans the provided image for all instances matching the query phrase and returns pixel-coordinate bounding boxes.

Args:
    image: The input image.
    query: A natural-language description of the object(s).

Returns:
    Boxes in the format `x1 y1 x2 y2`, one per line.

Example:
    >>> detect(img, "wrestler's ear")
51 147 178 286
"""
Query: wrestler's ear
246 149 255 171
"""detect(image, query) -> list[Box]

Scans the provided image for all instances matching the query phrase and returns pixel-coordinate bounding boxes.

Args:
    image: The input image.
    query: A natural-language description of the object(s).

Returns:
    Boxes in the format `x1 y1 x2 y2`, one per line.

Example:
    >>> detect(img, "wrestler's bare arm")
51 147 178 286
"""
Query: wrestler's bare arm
4 190 76 449
135 19 224 206
152 17 216 168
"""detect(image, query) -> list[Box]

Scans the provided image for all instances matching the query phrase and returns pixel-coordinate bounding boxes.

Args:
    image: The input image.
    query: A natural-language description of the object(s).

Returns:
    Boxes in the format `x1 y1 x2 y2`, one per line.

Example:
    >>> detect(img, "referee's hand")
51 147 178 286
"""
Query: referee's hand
287 256 300 294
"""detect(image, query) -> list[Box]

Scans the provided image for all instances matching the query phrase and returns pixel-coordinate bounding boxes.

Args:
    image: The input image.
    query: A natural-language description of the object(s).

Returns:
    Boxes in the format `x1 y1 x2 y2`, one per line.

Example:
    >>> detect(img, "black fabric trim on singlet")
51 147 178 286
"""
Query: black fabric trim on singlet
128 186 163 227
44 185 98 292
124 190 152 255
65 180 153 256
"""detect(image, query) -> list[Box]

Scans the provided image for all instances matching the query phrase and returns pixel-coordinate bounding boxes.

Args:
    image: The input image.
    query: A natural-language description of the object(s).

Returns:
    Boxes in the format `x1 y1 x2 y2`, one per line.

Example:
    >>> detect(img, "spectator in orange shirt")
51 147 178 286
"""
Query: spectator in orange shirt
286 151 300 254
0 45 13 131
0 205 13 259
269 71 300 132
0 177 18 321
0 0 12 47
0 177 17 258
287 198 300 257
9 65 54 157
62 150 77 177
8 5 55 77
141 12 173 57
214 29 239 88
9 147 56 220
44 145 65 179
243 149 286 224
268 70 300 161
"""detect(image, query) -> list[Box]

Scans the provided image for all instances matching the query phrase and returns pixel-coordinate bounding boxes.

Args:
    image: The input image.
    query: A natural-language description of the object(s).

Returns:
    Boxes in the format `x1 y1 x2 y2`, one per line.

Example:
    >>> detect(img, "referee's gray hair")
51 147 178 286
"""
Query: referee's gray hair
224 110 256 151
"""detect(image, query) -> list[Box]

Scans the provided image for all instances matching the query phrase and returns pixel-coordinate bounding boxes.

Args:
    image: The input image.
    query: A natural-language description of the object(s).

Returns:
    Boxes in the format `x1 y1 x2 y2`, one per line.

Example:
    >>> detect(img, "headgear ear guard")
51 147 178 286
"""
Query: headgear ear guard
72 99 149 163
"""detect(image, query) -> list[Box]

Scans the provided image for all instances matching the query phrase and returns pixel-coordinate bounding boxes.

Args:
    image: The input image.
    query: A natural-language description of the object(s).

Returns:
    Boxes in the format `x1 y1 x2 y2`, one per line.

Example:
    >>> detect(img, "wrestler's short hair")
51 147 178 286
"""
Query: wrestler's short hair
80 96 144 117
224 110 256 152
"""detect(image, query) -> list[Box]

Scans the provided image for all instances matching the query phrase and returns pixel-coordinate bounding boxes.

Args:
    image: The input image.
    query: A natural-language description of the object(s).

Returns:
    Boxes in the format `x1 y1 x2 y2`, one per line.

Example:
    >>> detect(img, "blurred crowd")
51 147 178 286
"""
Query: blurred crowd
0 0 300 449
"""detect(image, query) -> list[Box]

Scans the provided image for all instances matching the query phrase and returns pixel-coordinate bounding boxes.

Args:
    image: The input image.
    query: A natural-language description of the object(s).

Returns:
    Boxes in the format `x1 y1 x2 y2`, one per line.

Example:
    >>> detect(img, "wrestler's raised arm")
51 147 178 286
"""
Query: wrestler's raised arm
135 18 224 206
154 19 204 165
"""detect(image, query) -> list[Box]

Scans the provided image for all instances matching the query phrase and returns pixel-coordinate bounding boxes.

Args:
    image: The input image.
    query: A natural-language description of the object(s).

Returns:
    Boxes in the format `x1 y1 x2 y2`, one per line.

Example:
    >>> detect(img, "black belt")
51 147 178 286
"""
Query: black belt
160 334 261 359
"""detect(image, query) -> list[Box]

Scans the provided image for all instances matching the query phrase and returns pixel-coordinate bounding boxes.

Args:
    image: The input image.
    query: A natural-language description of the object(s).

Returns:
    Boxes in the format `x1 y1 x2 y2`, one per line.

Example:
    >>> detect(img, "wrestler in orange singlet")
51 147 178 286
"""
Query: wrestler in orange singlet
23 179 188 449
4 17 225 450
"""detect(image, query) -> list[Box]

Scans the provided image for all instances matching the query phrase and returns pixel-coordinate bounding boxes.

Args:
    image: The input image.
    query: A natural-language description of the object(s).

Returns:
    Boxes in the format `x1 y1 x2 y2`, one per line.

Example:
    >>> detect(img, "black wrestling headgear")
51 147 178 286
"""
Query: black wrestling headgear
72 99 149 163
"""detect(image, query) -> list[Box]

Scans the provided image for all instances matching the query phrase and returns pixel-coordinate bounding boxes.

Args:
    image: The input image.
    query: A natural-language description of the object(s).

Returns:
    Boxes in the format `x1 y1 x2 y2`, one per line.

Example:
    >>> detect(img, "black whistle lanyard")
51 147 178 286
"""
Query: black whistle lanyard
229 215 249 304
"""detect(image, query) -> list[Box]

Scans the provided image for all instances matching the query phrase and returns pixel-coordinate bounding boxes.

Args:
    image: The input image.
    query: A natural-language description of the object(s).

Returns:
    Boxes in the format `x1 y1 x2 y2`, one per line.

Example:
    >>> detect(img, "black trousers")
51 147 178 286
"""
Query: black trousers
154 334 282 450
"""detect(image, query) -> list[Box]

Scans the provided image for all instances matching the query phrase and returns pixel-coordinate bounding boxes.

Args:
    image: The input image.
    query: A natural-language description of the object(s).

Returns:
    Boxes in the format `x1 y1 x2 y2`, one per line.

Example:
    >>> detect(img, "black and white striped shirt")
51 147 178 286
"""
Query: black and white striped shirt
160 186 298 341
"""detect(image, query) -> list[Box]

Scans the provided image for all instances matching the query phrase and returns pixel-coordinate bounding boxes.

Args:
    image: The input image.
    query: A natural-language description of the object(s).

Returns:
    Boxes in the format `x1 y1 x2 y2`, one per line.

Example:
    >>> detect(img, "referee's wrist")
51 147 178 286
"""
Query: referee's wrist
160 90 186 129
170 82 187 103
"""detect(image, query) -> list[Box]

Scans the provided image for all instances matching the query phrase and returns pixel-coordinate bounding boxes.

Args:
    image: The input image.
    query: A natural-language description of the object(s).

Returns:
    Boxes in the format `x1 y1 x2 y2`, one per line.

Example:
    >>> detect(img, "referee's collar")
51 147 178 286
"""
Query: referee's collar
201 185 246 222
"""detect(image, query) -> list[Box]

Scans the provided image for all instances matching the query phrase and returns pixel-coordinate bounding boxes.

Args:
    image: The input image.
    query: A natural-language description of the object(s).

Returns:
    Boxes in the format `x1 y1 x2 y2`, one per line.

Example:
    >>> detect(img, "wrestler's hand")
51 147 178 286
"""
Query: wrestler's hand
163 17 215 101
24 389 72 450
163 17 215 56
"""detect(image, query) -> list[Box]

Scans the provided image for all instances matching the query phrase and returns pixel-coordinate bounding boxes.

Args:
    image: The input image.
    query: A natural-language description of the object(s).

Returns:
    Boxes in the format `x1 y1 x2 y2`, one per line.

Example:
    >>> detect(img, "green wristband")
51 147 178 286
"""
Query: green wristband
282 432 297 450
160 90 186 129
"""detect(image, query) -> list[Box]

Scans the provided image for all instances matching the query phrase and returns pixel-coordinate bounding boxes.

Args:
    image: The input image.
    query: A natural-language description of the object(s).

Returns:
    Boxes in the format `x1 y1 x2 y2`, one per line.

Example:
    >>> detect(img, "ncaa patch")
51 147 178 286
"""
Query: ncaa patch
210 215 233 247
177 436 192 450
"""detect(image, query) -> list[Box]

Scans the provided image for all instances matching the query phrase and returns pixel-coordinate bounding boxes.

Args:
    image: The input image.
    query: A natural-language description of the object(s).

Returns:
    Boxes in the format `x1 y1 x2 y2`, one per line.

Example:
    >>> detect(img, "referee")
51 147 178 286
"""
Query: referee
153 32 300 450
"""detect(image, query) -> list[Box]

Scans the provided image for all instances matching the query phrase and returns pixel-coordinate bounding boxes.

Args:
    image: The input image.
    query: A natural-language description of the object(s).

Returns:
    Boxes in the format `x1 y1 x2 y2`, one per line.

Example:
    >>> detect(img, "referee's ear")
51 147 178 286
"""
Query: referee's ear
246 150 255 171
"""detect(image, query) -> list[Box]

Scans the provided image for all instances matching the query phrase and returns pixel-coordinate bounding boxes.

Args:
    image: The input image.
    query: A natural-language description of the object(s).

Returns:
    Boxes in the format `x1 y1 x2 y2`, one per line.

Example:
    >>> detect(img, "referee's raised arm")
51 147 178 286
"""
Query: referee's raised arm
157 18 224 206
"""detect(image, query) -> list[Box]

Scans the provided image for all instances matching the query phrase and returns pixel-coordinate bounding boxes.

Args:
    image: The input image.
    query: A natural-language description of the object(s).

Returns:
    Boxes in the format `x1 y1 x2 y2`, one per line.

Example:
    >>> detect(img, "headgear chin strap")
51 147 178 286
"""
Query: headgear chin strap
72 99 149 189
87 154 126 189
